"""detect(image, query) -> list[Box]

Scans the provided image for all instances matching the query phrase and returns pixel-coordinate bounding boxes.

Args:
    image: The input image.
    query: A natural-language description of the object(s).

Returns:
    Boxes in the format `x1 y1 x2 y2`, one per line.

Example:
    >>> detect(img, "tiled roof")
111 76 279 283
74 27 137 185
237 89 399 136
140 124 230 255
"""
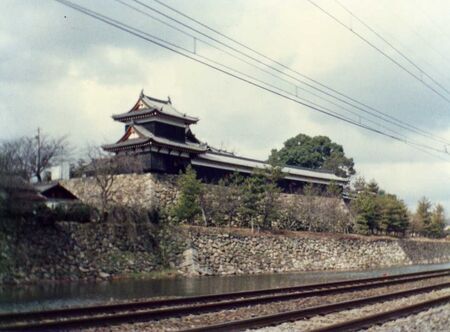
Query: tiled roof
102 125 207 153
192 151 348 184
112 92 199 124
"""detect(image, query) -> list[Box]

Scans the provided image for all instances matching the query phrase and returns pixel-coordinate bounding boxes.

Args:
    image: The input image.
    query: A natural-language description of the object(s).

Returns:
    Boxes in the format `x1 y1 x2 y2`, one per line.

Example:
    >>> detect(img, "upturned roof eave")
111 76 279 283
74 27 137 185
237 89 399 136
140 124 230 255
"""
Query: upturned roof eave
102 138 207 154
112 109 199 124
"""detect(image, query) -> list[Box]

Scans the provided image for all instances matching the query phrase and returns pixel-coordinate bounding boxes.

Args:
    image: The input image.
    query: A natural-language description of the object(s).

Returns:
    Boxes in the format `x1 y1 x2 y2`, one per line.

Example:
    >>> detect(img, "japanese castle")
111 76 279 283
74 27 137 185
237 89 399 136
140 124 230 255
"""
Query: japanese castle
103 91 348 190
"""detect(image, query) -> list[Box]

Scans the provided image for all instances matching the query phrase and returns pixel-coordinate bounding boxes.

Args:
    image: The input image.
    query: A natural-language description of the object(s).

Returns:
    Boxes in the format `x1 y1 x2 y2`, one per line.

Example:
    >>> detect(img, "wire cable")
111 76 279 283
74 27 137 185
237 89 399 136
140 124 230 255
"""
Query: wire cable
114 0 411 140
307 0 450 105
54 0 450 161
144 0 450 146
335 0 450 96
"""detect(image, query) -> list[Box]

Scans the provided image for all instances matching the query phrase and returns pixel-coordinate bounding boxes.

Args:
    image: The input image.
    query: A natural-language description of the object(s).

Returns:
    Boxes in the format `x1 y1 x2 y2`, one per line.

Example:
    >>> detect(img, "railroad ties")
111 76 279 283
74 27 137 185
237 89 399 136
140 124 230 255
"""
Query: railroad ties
1 268 450 331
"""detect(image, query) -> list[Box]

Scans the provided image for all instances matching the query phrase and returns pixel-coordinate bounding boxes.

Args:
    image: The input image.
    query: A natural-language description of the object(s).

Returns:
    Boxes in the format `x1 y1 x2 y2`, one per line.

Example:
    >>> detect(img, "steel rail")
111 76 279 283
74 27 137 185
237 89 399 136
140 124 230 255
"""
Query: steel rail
1 270 450 331
1 267 449 325
309 293 450 332
180 281 450 332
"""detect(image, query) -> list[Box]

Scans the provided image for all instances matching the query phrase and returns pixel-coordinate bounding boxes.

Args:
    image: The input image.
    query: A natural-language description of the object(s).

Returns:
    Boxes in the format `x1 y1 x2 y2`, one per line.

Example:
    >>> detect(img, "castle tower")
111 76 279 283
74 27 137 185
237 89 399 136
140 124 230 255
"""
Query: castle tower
102 91 206 173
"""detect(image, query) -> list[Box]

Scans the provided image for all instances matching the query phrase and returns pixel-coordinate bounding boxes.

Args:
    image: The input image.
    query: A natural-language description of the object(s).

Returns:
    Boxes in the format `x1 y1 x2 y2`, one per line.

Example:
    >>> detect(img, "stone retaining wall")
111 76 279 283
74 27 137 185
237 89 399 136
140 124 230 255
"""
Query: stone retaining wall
1 223 449 284
62 174 179 210
62 174 351 233
179 226 450 276
0 221 167 284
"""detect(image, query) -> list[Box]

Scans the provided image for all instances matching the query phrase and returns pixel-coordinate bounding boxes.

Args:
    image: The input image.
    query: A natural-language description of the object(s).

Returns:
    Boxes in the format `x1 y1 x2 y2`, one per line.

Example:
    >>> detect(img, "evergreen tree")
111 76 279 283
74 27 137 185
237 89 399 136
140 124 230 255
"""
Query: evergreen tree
239 172 266 231
378 194 409 235
366 180 379 194
415 197 432 236
172 166 203 224
239 167 282 231
351 191 379 234
430 204 446 238
259 166 283 230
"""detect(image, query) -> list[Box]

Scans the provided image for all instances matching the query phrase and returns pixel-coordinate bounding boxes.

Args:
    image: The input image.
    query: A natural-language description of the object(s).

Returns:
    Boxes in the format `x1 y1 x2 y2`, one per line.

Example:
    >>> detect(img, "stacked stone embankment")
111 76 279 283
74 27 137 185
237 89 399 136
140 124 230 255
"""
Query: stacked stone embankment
63 173 352 234
62 174 179 210
1 222 450 284
179 226 450 276
0 221 183 284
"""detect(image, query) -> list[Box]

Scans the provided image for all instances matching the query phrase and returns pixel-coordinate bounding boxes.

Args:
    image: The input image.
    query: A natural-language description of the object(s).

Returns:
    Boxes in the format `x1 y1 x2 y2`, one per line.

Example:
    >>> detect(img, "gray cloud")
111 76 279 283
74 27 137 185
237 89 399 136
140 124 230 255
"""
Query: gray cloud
1 0 450 211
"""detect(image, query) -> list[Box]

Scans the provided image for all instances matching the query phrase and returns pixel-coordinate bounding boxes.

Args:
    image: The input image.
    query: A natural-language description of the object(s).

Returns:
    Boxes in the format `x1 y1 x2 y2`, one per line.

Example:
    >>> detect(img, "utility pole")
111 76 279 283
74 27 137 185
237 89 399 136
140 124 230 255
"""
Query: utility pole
36 127 41 182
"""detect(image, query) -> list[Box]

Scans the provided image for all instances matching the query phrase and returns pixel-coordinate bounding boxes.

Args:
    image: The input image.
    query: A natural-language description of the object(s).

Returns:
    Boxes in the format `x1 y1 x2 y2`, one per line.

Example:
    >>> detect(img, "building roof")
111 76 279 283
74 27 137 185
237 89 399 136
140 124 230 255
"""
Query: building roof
34 182 78 200
112 91 199 124
102 124 208 153
104 90 349 186
192 151 348 185
0 175 47 202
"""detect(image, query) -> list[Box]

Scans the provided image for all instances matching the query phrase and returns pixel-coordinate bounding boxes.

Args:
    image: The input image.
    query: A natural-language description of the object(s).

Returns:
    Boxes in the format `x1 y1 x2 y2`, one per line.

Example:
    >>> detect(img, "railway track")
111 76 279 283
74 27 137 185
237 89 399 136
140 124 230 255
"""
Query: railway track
309 294 450 332
181 282 450 332
1 268 450 331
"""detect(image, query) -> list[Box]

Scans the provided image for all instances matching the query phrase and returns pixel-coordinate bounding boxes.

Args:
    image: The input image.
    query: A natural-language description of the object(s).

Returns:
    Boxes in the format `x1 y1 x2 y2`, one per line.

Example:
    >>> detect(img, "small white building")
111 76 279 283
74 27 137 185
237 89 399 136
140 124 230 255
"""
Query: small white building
49 162 70 181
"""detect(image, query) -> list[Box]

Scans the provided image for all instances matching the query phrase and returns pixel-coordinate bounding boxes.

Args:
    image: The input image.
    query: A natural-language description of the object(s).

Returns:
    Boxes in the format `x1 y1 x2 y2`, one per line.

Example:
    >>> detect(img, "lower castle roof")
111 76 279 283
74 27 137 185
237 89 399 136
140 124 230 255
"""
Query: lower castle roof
192 151 348 185
102 125 207 153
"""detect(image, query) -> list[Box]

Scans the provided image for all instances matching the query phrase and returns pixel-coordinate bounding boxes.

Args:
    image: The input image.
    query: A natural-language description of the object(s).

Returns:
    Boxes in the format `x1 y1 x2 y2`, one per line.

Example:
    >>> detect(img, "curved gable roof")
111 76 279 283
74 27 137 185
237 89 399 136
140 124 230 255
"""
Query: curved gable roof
112 91 199 124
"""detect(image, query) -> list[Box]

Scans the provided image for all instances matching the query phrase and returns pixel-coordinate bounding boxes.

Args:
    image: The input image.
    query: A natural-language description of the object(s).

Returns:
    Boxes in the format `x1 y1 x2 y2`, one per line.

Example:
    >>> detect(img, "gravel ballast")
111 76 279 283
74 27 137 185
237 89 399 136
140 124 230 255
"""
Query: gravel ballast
363 302 450 332
254 288 450 332
83 276 450 331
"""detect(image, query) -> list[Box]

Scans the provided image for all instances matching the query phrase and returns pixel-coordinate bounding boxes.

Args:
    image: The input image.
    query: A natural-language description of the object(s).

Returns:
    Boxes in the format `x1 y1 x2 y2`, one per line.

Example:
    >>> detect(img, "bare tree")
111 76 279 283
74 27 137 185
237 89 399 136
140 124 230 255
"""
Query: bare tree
0 129 70 182
208 173 243 227
87 147 144 221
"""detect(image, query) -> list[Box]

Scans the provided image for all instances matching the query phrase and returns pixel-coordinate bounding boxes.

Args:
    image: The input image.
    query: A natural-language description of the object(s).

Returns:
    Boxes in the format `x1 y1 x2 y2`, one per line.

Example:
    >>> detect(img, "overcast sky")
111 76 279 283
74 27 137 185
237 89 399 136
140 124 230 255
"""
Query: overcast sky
1 0 450 213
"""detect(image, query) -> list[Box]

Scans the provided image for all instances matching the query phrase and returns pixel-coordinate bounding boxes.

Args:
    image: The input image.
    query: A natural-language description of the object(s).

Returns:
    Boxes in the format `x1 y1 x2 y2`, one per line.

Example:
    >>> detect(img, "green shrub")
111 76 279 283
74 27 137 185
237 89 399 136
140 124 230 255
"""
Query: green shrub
66 202 93 223
34 204 56 225
36 202 95 223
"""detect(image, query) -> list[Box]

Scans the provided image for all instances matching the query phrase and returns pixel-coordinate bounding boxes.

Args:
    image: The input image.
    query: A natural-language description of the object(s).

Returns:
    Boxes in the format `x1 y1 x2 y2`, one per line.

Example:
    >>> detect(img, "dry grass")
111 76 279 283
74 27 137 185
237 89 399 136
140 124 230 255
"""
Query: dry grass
181 225 450 243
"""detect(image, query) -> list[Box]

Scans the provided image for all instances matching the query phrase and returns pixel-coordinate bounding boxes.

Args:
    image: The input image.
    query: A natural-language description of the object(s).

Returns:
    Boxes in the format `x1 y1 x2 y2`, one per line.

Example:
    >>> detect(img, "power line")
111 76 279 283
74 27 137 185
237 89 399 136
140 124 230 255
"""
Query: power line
114 0 410 140
358 19 450 87
307 0 450 105
54 0 450 161
335 0 450 97
397 1 450 76
412 0 450 41
142 0 450 145
121 2 445 149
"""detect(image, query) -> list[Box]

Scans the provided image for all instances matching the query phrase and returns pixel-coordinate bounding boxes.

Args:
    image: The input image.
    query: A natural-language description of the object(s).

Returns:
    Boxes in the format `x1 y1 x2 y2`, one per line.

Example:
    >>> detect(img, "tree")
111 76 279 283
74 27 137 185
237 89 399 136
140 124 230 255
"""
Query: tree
258 167 283 230
268 134 355 178
366 180 379 194
301 183 321 232
239 172 266 231
239 167 282 231
70 158 89 178
352 176 366 193
415 197 432 236
429 204 446 238
325 181 341 197
212 172 244 227
378 194 409 236
172 166 203 224
88 147 144 221
0 130 70 182
351 191 379 234
409 213 424 236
